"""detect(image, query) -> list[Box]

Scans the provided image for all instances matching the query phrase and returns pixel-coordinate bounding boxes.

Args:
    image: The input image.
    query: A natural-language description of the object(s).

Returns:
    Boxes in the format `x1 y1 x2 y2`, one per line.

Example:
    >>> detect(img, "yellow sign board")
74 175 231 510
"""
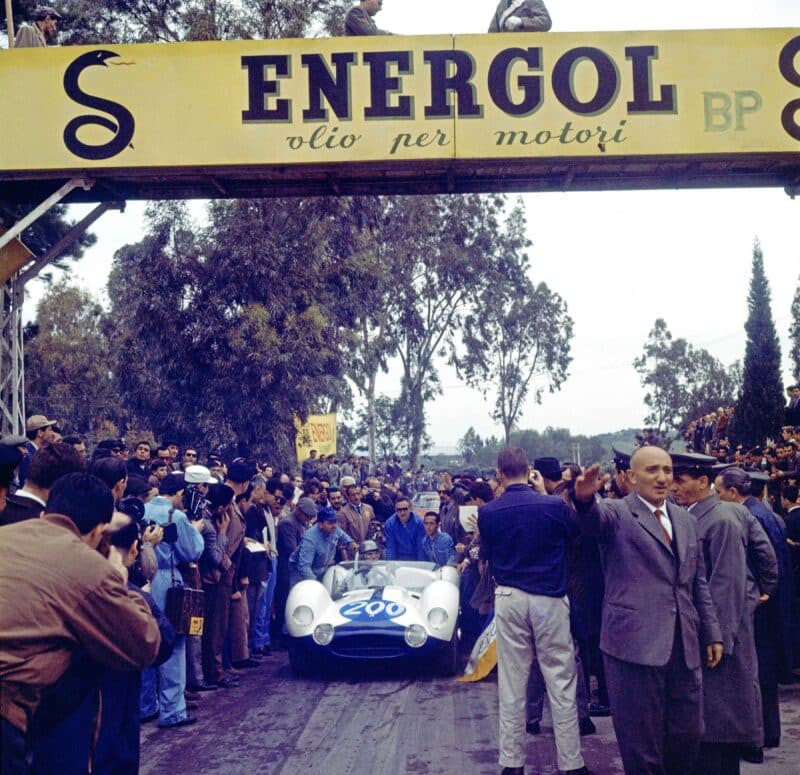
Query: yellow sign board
294 413 337 463
0 28 797 175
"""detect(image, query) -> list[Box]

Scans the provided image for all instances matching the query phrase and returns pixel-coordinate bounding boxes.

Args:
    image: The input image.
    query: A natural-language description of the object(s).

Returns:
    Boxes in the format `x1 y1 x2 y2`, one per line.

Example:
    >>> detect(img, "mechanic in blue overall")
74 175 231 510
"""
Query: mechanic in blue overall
288 506 356 586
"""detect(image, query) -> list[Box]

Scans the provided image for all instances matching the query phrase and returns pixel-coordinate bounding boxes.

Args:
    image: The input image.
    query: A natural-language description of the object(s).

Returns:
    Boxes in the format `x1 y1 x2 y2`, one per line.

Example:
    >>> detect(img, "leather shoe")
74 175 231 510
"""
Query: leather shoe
185 700 200 711
215 675 239 689
501 768 524 775
739 745 764 763
588 701 611 717
187 681 218 692
579 718 596 736
158 716 198 729
140 711 159 723
525 721 540 735
232 658 261 669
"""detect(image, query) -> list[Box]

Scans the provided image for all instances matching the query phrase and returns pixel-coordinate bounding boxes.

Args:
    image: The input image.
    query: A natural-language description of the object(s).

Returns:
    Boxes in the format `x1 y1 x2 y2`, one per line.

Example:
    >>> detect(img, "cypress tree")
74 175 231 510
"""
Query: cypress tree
731 240 786 446
790 276 800 383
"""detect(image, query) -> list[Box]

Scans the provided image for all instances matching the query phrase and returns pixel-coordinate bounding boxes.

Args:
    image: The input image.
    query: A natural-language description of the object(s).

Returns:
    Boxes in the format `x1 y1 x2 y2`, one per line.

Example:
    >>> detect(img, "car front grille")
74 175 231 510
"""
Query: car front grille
330 633 405 659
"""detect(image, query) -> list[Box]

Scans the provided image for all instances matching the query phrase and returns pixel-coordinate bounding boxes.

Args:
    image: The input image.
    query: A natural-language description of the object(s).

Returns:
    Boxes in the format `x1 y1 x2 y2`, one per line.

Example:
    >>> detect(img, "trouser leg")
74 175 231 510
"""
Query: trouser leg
185 634 202 688
1 718 30 774
526 656 545 724
663 629 703 775
230 590 250 663
494 585 534 769
533 594 584 772
139 667 158 718
157 635 187 726
604 652 667 774
761 684 780 744
574 639 590 723
207 584 231 682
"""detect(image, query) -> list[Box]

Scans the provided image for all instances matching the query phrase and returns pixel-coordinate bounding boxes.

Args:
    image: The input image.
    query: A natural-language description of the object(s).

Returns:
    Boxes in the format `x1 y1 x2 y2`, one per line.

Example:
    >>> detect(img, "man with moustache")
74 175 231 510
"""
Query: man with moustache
573 446 723 775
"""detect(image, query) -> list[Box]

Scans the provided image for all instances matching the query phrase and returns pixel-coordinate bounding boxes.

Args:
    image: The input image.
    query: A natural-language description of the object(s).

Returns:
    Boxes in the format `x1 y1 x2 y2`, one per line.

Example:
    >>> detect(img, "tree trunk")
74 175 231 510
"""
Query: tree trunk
366 370 377 465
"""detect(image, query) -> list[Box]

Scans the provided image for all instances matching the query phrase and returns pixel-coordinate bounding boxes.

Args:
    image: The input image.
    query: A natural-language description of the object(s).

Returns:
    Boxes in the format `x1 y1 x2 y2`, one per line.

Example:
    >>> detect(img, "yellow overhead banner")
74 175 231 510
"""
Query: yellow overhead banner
0 28 797 173
294 413 337 463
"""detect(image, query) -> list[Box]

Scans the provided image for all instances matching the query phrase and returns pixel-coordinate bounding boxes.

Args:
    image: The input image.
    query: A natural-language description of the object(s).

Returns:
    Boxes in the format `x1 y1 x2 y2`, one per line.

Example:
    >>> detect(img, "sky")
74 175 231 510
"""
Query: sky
22 1 800 450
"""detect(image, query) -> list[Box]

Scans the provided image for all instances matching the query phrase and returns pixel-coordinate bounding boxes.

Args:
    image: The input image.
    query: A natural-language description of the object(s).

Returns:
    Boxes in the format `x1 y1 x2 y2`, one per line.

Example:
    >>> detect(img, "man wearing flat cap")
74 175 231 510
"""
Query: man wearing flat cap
14 6 62 48
670 451 778 775
288 506 355 586
18 414 57 487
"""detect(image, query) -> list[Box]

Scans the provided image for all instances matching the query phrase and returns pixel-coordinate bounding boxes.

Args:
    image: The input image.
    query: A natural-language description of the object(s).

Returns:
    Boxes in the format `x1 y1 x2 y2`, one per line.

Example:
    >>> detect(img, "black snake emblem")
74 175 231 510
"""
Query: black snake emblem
63 50 135 160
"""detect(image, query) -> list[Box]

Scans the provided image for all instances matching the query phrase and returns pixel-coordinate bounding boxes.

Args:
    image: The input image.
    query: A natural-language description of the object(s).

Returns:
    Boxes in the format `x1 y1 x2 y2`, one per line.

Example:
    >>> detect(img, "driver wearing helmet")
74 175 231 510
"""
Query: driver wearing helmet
348 540 392 588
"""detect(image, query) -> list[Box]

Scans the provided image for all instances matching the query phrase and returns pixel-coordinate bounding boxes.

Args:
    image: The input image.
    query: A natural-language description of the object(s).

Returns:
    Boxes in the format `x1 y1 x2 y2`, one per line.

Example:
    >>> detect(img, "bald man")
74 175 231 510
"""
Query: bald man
573 447 723 775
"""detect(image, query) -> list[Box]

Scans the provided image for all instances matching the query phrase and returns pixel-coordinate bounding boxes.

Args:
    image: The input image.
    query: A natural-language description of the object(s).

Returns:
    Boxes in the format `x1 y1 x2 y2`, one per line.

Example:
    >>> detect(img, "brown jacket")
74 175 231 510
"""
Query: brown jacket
338 501 375 544
0 514 161 732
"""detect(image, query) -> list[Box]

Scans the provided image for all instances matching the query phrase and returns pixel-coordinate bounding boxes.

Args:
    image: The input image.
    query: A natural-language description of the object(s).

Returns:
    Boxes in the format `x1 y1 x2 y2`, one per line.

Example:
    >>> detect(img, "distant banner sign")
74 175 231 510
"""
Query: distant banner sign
0 28 798 174
294 413 337 462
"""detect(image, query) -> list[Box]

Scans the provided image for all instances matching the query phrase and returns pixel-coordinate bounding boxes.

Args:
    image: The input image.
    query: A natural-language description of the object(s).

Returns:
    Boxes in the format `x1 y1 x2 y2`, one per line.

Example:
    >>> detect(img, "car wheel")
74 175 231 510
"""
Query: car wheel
437 631 460 676
288 644 312 677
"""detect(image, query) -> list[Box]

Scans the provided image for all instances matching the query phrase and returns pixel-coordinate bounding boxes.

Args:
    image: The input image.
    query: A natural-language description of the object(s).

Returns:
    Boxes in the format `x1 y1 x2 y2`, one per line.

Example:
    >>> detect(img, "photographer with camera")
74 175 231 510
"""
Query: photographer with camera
139 474 203 728
0 473 161 775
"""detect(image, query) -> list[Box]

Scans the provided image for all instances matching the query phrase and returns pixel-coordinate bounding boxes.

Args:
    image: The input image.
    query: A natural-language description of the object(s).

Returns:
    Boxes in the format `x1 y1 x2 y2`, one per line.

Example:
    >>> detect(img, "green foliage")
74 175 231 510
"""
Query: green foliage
53 0 352 44
455 208 574 445
790 276 800 383
23 281 119 435
380 194 507 468
731 240 786 445
106 198 354 465
634 318 740 438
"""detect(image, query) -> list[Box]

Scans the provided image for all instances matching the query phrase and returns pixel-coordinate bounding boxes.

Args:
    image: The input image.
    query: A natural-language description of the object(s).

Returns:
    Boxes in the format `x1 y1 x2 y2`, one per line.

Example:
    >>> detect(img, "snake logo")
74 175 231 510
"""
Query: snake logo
63 50 135 160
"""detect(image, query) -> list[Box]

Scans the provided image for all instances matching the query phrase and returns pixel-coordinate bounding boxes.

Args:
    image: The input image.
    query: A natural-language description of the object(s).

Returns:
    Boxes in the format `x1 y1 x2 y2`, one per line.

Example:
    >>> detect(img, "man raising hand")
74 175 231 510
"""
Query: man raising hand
572 447 723 775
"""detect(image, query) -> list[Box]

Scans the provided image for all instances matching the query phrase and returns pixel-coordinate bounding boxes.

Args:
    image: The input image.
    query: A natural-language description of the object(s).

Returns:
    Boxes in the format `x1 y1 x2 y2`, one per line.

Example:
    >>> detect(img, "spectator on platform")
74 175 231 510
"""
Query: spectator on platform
14 5 62 48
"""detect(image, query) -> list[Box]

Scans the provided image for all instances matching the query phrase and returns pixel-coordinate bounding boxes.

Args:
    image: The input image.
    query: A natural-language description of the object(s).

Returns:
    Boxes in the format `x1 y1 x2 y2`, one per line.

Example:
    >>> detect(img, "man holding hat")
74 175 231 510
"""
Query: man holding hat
14 6 62 47
288 506 355 586
670 451 777 775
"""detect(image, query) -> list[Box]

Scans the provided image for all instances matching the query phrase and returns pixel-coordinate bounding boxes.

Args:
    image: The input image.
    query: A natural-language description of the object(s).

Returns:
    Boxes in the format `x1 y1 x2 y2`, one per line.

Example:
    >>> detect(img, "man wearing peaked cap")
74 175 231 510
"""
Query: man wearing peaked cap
670 451 778 774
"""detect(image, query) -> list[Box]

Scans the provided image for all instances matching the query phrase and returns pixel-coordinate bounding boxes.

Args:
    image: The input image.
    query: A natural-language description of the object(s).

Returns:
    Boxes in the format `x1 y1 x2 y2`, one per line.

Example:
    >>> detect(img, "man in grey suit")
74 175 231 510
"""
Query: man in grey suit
573 446 723 775
671 453 777 775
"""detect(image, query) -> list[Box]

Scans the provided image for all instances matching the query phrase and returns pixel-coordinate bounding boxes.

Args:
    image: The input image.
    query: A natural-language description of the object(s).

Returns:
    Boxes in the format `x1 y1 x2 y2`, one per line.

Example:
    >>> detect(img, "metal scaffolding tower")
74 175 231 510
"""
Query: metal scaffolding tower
0 178 123 435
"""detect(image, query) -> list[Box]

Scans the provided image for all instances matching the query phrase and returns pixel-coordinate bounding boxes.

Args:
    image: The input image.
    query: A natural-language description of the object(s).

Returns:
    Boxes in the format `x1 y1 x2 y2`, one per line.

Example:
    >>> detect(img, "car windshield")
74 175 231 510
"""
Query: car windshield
328 560 439 599
412 492 439 509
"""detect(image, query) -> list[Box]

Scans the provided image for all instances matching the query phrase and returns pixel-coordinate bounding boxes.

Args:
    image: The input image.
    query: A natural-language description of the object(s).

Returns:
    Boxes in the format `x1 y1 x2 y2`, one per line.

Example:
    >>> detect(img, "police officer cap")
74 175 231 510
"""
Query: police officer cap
612 443 636 471
670 450 717 476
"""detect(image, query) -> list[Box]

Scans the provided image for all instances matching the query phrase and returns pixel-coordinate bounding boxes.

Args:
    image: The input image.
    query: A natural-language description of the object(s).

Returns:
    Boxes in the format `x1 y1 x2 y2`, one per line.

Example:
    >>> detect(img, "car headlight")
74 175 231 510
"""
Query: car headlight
427 607 449 631
292 605 314 627
404 624 428 648
313 623 334 646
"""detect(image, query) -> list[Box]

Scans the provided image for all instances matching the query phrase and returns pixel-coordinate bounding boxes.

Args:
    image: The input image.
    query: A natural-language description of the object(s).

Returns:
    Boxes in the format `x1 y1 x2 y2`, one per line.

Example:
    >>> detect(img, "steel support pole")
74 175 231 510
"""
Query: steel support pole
4 0 14 47
0 177 93 252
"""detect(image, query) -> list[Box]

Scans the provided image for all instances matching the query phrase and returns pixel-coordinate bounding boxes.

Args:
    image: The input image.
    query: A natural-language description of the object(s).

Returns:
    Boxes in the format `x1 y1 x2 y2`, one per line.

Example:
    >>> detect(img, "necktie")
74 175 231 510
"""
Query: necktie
654 508 672 544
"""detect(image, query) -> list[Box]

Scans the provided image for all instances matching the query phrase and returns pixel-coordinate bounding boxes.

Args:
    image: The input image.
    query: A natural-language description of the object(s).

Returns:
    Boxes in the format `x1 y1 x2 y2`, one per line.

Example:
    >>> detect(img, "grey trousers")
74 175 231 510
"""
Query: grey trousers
494 585 585 771
527 635 590 724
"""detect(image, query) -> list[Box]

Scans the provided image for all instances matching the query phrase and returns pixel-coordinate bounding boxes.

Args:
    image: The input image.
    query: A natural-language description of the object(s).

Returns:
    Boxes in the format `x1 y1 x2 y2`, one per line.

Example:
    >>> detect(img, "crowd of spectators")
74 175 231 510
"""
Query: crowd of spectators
2 406 800 773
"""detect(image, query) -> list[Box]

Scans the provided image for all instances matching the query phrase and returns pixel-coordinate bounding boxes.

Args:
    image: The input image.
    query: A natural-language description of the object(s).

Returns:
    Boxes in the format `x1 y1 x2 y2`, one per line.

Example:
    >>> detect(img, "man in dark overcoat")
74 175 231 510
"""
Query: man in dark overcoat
671 453 778 775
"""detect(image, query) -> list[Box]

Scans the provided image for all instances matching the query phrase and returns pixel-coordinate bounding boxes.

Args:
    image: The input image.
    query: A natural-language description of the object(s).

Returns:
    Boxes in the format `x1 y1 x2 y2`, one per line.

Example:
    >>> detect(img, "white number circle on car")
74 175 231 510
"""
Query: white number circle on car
340 600 406 621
